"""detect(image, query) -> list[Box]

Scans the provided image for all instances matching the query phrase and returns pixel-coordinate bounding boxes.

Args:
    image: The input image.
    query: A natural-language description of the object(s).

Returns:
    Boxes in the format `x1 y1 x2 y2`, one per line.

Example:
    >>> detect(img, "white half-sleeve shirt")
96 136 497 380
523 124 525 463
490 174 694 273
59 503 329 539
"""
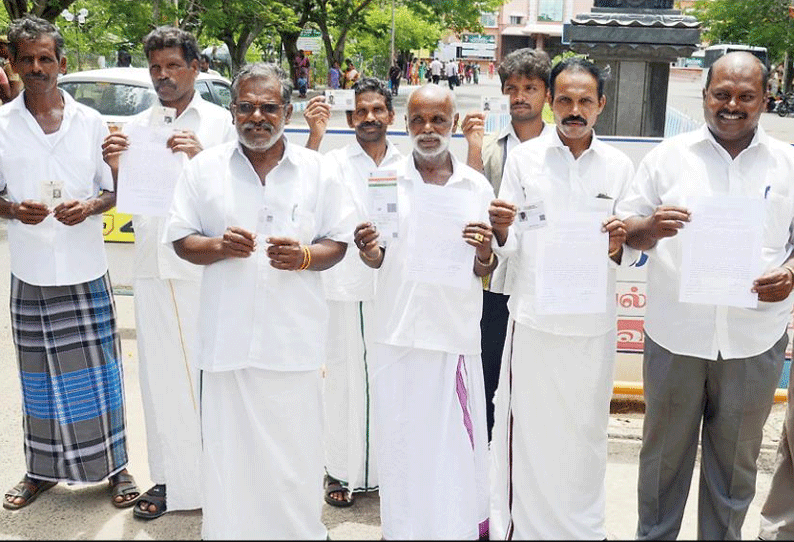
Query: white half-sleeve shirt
165 139 357 372
0 90 113 286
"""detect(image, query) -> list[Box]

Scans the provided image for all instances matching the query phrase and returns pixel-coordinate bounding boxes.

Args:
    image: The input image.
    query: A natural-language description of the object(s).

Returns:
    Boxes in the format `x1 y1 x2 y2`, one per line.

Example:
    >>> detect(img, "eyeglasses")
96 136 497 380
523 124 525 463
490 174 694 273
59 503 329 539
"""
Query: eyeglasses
234 102 286 116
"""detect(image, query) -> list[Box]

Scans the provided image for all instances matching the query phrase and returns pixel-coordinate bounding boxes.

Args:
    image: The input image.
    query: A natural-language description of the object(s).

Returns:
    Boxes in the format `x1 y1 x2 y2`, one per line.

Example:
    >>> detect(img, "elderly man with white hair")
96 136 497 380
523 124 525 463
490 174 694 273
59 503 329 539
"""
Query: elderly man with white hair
165 62 355 540
353 84 514 540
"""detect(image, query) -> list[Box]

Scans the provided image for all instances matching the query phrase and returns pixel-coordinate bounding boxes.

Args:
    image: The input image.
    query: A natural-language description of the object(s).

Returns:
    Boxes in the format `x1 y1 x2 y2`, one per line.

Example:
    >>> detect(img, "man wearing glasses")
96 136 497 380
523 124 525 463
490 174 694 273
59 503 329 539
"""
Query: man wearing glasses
165 62 356 539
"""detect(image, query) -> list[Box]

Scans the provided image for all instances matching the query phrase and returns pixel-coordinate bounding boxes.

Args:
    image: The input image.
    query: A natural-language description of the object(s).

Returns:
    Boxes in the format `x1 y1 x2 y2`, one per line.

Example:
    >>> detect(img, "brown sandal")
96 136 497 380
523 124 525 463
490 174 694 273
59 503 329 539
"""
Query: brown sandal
3 475 57 510
324 474 354 508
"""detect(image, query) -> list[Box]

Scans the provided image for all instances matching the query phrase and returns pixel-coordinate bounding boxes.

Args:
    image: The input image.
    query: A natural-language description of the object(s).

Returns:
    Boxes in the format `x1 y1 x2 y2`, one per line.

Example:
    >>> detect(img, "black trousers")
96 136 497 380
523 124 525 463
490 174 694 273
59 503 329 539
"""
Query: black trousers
479 289 510 442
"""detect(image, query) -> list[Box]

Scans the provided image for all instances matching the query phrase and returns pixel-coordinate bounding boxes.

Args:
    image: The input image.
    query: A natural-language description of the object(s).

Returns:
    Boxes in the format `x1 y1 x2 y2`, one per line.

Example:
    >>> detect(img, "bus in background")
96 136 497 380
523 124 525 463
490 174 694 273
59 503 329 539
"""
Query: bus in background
701 44 769 88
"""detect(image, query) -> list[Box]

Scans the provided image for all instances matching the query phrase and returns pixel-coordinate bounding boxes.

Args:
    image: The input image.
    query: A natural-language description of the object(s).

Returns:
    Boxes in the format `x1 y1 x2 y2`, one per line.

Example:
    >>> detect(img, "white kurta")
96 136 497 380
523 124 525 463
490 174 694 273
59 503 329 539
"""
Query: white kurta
321 139 403 492
128 94 235 510
371 153 494 539
490 129 636 539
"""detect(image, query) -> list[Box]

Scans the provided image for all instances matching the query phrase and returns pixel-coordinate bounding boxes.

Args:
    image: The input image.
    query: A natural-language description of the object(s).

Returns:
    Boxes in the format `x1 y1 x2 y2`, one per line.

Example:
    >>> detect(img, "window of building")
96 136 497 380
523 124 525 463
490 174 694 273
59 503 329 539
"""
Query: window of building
538 0 564 22
509 15 524 25
481 12 498 28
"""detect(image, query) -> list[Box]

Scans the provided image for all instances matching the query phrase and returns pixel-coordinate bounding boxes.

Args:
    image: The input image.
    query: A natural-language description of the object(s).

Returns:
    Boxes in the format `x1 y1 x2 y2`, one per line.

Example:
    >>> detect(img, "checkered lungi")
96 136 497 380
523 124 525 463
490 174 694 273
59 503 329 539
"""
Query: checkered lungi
10 272 128 483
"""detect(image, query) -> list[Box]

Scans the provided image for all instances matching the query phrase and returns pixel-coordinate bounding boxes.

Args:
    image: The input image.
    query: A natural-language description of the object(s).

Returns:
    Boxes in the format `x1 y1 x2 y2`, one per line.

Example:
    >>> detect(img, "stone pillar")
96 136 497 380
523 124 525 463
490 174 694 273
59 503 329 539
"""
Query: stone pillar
565 0 700 137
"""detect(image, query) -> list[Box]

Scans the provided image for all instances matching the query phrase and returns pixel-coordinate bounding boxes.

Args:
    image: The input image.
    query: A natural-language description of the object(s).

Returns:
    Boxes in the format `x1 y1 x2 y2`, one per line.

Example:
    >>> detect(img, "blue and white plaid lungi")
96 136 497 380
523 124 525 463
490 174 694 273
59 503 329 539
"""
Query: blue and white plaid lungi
10 272 128 483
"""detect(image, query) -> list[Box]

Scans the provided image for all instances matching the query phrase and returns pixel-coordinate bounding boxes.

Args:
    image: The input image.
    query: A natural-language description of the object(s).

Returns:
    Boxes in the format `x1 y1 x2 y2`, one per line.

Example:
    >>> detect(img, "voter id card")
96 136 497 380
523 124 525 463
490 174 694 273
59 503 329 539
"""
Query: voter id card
256 207 275 239
515 200 547 231
150 105 177 127
325 89 355 111
41 179 65 209
482 95 509 114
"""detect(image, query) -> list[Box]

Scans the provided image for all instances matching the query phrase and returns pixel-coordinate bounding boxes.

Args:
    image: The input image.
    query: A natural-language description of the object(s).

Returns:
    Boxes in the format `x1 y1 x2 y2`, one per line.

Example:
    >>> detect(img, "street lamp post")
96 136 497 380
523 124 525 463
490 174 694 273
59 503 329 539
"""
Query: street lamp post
61 8 89 71
390 0 395 66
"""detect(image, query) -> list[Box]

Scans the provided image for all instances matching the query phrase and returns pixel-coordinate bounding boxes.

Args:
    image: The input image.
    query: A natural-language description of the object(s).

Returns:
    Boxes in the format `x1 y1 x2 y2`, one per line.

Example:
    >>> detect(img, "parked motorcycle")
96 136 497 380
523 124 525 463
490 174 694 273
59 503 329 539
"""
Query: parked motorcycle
776 92 794 117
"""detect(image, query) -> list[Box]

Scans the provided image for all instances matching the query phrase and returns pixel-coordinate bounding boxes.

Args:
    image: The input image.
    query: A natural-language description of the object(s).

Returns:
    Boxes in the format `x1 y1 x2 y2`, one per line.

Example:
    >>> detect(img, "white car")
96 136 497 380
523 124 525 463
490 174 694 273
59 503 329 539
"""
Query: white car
58 67 232 125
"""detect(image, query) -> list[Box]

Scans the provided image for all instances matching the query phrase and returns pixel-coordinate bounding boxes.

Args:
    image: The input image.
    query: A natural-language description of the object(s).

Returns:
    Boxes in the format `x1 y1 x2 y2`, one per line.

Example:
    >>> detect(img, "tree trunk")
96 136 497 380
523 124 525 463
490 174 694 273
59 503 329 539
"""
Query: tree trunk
153 0 161 25
282 30 301 84
3 0 77 21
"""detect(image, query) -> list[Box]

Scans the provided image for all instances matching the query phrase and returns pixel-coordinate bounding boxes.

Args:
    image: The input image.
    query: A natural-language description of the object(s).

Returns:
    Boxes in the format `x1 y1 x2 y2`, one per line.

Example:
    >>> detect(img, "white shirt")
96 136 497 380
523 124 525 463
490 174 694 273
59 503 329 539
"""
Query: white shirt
0 91 113 286
128 92 236 281
616 125 794 360
374 153 495 356
430 60 443 76
445 62 458 77
165 140 356 372
498 128 637 337
322 139 403 301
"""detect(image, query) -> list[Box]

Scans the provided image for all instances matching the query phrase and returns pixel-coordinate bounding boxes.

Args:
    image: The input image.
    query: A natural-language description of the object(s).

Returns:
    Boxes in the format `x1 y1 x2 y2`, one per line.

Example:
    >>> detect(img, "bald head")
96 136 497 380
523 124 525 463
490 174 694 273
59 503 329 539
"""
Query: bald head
405 84 459 160
705 51 767 93
407 84 457 117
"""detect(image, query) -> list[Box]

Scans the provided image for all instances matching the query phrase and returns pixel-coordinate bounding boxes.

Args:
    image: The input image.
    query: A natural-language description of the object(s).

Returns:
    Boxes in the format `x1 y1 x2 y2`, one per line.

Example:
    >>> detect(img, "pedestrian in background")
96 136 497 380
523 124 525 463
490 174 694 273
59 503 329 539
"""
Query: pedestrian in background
328 60 342 89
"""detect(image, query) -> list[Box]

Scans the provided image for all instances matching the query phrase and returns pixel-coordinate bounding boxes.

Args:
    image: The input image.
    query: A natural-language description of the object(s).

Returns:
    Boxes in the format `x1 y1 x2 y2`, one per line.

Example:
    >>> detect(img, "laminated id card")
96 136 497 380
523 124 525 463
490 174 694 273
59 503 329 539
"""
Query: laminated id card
41 179 65 209
515 200 547 231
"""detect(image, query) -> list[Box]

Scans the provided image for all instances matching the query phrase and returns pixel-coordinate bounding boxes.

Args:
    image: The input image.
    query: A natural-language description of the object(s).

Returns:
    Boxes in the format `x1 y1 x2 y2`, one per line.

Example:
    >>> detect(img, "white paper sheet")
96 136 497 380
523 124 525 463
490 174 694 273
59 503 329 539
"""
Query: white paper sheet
367 170 399 246
679 195 763 308
534 211 609 315
116 124 183 216
405 183 477 290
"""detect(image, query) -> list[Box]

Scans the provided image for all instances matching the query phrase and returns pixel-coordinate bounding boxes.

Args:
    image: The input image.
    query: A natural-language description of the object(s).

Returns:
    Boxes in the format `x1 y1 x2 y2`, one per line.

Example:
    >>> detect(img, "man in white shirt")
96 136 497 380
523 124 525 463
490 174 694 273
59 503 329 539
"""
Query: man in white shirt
0 15 140 511
445 58 459 90
617 52 794 540
101 26 235 521
353 84 500 539
165 62 355 540
430 57 443 85
460 47 553 442
303 77 401 508
490 57 635 540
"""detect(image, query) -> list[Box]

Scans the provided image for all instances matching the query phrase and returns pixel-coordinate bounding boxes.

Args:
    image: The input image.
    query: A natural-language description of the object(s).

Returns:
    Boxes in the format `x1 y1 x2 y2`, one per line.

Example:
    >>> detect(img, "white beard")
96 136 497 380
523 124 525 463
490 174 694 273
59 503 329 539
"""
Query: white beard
238 121 285 152
411 133 450 159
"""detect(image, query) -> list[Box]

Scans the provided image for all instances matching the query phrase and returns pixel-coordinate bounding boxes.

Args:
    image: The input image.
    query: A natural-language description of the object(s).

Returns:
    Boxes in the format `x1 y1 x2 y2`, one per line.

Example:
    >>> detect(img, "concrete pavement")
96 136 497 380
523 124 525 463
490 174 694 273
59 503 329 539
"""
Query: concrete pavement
1 72 793 539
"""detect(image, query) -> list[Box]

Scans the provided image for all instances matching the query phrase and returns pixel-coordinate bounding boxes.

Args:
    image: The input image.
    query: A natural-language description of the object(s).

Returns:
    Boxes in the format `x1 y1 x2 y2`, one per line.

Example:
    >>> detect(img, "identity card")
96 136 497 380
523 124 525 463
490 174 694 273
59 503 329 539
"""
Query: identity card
514 200 547 232
481 95 509 115
149 105 177 127
40 179 65 209
325 89 355 111
367 170 399 245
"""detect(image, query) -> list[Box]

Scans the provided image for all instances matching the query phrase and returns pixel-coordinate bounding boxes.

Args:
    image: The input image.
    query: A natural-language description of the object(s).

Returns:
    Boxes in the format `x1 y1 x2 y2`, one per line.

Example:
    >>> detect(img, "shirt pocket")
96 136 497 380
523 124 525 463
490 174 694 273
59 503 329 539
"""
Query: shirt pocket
763 193 793 250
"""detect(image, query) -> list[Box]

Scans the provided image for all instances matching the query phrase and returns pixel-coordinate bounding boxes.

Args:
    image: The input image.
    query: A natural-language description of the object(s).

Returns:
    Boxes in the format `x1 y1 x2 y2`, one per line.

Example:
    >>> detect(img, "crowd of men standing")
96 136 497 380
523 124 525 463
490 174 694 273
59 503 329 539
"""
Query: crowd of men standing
3 11 794 542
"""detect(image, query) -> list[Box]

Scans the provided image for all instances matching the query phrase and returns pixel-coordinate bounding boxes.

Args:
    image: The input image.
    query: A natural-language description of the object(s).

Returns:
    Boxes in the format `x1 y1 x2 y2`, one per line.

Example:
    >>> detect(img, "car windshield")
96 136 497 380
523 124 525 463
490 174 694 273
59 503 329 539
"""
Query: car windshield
59 81 157 117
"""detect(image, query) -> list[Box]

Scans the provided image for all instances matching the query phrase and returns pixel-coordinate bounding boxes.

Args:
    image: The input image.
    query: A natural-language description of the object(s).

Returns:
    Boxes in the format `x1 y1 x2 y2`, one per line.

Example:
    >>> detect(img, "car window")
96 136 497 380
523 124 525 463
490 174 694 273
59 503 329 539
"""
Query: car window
195 81 213 103
59 81 156 116
212 81 232 109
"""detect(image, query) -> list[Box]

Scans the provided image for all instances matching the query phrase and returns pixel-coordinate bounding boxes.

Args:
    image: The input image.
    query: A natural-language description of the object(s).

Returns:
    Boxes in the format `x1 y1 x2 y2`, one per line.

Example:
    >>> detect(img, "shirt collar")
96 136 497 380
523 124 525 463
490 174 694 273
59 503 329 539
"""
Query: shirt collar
695 123 768 154
346 138 400 164
404 149 468 188
546 125 608 159
233 136 297 168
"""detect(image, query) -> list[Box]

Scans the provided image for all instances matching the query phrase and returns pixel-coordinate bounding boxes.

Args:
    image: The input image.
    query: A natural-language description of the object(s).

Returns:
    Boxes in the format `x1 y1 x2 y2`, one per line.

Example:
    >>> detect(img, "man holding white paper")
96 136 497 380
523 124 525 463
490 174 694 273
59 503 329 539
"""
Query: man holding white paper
101 26 234 520
617 52 794 540
353 84 500 539
303 77 401 507
489 57 636 540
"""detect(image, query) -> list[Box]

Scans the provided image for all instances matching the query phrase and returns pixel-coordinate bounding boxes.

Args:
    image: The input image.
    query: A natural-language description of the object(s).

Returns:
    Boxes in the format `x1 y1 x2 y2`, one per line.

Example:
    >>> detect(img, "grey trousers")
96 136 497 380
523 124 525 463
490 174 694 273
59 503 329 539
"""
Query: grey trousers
636 332 787 540
759 360 794 540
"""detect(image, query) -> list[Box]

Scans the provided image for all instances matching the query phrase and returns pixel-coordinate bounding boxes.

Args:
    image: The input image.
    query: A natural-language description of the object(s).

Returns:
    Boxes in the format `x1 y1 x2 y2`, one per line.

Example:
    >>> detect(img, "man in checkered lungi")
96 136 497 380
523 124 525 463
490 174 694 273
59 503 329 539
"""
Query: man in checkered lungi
0 15 140 511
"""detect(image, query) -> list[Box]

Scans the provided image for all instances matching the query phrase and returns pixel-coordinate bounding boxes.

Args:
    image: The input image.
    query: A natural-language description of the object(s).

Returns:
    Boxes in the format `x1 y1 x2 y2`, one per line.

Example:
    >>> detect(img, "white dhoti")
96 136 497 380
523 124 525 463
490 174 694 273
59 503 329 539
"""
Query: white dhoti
201 367 326 540
323 300 378 492
134 278 201 511
372 344 489 540
490 320 614 540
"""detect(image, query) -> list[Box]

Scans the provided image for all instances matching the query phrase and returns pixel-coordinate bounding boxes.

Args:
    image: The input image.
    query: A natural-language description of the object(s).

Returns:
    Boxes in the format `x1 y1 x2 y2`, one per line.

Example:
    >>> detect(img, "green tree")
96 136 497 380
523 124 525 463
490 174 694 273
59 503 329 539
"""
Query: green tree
2 0 78 22
693 0 793 62
352 4 441 67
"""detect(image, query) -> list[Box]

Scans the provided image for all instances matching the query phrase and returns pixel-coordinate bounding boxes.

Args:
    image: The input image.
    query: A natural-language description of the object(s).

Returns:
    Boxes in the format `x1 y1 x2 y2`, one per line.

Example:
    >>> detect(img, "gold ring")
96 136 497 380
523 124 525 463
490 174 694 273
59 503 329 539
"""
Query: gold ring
474 233 483 242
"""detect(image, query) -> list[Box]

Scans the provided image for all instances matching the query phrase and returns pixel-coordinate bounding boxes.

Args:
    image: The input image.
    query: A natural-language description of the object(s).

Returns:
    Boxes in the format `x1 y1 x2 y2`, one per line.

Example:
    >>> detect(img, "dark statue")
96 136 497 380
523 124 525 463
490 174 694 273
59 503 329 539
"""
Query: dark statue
594 0 674 8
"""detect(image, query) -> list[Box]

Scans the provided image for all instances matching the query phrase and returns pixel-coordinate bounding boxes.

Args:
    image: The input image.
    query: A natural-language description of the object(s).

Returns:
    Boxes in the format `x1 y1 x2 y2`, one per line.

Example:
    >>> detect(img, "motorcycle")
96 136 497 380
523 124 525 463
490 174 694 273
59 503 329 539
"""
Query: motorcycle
776 92 794 117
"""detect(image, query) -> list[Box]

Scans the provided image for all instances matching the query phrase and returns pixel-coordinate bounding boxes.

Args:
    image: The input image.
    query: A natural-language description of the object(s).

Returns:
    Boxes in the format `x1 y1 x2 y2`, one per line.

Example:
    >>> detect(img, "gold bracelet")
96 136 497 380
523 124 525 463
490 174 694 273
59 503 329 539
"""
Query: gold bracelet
608 246 622 258
476 252 495 266
784 264 794 281
299 245 311 270
360 246 382 262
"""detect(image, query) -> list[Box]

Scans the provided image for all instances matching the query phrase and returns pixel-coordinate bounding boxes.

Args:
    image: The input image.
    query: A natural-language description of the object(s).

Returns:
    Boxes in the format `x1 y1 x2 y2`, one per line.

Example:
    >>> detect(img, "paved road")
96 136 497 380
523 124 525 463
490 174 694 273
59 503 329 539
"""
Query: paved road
1 71 793 539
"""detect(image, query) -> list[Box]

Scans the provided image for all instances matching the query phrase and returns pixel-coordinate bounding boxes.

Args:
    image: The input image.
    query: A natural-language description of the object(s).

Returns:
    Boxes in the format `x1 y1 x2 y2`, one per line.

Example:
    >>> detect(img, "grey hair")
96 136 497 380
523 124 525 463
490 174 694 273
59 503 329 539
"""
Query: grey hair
7 14 65 61
231 63 293 104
